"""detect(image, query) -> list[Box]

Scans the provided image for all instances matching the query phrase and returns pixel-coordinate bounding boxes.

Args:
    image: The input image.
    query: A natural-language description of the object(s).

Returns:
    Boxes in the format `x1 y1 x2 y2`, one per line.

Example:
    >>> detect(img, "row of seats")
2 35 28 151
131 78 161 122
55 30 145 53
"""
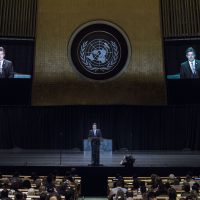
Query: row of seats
0 173 81 200
107 174 200 200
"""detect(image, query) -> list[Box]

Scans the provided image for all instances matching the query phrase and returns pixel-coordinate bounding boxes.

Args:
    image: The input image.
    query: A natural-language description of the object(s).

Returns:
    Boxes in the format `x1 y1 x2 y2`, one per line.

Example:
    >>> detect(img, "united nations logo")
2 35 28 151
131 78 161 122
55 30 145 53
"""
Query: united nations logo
80 37 120 73
69 21 131 80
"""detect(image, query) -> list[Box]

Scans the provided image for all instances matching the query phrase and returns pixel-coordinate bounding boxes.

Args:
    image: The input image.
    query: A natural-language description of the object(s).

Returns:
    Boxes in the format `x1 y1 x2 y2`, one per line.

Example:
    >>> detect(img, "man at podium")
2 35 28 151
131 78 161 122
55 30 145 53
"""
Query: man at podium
88 123 102 166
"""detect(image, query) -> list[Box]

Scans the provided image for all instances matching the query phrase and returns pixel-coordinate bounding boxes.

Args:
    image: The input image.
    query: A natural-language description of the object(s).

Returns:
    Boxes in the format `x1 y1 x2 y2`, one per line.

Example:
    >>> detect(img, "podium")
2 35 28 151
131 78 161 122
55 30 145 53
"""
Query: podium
84 138 112 152
83 138 112 165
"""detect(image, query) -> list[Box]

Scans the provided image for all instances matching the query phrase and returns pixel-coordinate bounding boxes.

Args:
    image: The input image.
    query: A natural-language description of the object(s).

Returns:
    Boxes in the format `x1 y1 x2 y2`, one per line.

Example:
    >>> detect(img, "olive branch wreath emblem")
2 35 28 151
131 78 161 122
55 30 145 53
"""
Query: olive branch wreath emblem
80 40 119 72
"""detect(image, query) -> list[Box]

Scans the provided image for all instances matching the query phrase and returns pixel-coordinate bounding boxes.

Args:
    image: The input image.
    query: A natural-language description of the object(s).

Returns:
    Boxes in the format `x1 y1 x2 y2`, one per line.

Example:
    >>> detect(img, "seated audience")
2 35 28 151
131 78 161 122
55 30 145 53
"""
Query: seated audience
113 175 124 188
190 183 199 200
27 188 35 196
147 192 157 200
14 191 25 200
185 175 195 188
11 172 22 190
11 172 22 183
140 185 147 200
115 189 126 200
65 188 75 200
150 174 158 186
168 188 177 200
40 192 48 200
168 174 176 184
45 174 56 188
165 182 171 190
155 183 168 196
133 176 140 190
39 185 47 193
108 181 127 200
31 172 41 189
1 171 200 200
45 174 57 194
126 191 133 200
182 183 191 197
47 186 56 194
46 193 61 200
172 178 182 190
22 180 31 189
0 189 12 200
185 196 194 200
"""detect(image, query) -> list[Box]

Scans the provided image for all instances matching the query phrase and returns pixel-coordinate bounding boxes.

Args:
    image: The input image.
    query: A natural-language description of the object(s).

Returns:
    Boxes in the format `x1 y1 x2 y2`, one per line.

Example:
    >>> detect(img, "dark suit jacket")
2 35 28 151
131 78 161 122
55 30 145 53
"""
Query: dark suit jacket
88 129 102 137
88 129 102 145
0 59 14 78
180 60 200 79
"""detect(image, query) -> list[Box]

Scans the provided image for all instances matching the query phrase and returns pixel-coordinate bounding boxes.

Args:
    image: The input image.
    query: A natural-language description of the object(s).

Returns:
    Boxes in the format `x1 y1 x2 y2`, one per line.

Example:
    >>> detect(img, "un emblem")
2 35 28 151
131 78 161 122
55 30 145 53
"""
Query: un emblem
69 21 131 80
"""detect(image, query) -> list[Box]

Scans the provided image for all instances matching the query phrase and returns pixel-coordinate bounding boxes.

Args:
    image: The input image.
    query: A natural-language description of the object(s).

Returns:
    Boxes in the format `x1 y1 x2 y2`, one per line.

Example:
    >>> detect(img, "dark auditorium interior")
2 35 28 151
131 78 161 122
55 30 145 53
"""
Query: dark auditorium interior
1 0 200 200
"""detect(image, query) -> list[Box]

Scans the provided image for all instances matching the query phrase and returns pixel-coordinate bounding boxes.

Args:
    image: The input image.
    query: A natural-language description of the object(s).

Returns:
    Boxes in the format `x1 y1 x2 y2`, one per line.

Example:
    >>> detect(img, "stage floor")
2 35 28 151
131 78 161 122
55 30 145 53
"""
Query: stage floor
0 149 200 167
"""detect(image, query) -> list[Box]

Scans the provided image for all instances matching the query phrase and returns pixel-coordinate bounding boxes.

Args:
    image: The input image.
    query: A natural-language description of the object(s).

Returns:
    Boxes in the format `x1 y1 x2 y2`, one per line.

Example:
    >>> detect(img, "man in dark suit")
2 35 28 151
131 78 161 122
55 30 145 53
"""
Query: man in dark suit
0 47 14 78
88 123 102 166
180 47 200 79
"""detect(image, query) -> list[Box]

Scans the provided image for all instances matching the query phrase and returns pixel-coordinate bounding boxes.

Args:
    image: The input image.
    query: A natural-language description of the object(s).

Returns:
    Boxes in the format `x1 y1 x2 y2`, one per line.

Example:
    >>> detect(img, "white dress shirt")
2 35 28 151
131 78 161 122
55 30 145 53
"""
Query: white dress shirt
0 60 3 73
189 60 196 74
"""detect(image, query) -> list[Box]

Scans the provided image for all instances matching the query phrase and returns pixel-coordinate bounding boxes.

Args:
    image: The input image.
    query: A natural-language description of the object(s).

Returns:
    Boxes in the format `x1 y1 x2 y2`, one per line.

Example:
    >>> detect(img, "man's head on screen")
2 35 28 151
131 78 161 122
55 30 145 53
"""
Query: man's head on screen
92 123 97 130
0 47 5 61
186 47 196 62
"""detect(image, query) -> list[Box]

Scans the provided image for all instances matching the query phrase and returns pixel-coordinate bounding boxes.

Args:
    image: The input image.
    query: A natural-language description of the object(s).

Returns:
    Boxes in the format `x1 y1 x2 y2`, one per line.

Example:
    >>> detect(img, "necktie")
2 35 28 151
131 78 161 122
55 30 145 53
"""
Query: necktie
192 62 196 74
0 61 2 73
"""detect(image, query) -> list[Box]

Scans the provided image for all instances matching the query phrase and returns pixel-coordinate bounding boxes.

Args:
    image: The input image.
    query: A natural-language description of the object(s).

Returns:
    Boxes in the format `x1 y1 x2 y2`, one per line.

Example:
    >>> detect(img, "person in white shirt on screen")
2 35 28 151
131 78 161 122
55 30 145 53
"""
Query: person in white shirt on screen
0 47 14 78
180 47 200 79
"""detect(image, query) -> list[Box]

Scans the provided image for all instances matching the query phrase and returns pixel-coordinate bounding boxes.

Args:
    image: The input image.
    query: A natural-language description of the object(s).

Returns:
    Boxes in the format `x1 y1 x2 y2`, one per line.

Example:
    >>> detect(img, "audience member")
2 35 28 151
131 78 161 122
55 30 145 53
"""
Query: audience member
190 183 199 200
40 192 48 200
126 191 133 200
108 181 127 200
115 189 126 200
168 174 176 184
11 172 22 190
172 178 182 191
185 175 195 188
155 183 168 196
14 191 25 200
22 180 31 189
182 183 191 197
168 188 177 200
27 188 35 196
65 188 75 200
0 189 12 200
148 192 157 200
140 185 147 200
150 174 158 186
46 193 61 200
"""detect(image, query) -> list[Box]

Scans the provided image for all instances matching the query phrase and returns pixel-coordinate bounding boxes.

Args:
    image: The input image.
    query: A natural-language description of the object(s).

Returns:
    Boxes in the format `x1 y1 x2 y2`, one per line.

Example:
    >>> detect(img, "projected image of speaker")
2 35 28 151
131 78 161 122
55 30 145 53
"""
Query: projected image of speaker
0 38 34 105
165 39 200 80
0 38 34 79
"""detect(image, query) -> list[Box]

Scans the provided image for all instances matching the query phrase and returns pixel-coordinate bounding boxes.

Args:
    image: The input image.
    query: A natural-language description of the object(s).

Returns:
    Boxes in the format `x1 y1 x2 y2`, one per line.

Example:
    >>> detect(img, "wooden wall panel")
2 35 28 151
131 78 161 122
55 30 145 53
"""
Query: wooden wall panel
0 0 37 37
161 0 200 38
32 0 167 105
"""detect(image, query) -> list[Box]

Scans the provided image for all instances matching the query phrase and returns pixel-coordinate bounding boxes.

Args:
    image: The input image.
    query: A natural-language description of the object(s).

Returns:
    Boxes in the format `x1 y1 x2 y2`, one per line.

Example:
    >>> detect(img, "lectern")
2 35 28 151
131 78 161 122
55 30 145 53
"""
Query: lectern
83 138 112 166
